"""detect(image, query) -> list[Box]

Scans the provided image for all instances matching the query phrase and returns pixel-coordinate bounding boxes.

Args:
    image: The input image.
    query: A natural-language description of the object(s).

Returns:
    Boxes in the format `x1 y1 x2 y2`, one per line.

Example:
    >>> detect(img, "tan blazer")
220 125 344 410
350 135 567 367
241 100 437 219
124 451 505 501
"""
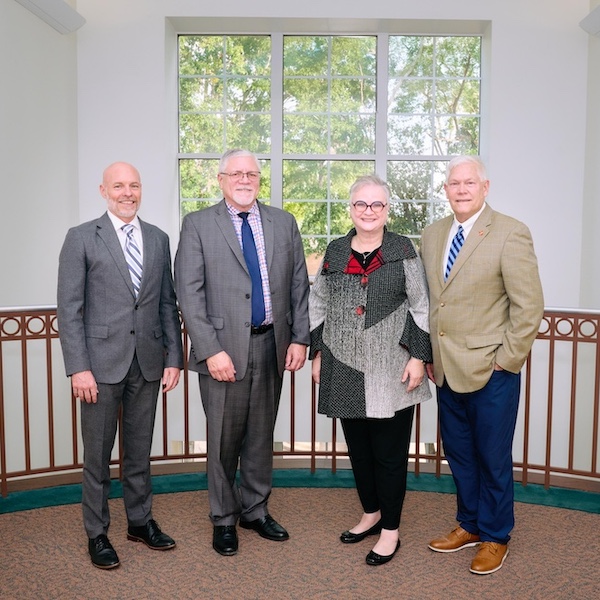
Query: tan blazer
420 204 544 393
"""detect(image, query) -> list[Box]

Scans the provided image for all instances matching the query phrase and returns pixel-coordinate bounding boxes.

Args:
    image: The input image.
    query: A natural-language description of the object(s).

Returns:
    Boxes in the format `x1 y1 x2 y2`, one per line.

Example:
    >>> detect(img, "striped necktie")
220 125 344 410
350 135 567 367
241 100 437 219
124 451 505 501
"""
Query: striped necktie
444 224 464 281
122 224 143 297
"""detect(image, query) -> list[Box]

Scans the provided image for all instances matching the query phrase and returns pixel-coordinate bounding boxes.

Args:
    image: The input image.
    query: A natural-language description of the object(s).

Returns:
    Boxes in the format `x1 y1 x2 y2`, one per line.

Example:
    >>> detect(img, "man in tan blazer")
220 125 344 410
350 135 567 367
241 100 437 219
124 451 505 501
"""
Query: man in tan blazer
420 156 543 575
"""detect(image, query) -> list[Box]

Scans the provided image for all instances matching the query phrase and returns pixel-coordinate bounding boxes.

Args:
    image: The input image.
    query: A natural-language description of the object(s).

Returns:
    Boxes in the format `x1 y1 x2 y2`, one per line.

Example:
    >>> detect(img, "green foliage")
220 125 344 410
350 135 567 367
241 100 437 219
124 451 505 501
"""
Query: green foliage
178 34 481 273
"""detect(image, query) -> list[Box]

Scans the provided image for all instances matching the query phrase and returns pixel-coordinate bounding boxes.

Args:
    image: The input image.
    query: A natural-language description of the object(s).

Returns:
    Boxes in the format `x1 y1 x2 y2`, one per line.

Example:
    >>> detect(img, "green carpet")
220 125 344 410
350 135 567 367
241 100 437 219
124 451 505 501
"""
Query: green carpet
0 470 598 514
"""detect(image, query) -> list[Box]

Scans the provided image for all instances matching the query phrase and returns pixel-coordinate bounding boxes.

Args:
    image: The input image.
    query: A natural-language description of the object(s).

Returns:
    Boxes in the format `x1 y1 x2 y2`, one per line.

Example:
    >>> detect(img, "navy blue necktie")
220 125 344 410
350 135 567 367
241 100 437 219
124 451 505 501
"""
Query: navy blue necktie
444 224 464 281
238 212 266 326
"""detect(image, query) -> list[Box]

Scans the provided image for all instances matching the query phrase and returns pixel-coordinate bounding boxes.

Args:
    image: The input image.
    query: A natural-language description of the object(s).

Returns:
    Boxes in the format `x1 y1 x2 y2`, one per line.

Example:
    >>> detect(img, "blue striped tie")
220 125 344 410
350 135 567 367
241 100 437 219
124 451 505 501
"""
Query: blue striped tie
122 224 143 297
444 224 464 281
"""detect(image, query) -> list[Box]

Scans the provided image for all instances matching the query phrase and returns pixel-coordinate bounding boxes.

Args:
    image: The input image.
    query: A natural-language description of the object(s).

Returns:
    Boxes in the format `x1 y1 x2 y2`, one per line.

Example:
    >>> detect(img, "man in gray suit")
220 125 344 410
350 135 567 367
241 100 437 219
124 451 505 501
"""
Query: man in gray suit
57 162 183 569
175 149 310 556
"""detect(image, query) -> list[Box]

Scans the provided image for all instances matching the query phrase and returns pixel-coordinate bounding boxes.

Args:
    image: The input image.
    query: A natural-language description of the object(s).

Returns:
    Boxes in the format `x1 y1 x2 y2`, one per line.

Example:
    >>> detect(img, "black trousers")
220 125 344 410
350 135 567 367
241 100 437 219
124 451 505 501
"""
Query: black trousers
341 405 415 531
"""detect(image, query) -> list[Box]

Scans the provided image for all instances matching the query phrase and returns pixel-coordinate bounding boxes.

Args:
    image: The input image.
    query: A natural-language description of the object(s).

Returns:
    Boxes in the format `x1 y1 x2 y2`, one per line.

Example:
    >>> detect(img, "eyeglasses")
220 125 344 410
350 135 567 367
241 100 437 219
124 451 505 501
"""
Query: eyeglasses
351 201 388 214
219 171 261 182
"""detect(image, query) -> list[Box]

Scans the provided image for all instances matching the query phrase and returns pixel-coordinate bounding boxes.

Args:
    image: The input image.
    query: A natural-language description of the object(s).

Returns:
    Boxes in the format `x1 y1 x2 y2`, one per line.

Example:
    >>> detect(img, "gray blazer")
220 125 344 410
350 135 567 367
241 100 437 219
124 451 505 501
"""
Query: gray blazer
174 200 310 378
57 212 183 383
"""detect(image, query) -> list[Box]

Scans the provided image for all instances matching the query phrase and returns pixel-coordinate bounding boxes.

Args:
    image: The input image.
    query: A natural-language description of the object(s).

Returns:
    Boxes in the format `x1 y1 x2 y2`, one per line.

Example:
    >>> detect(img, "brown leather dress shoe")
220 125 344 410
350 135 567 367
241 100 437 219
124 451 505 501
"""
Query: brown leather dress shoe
428 526 481 553
470 542 509 574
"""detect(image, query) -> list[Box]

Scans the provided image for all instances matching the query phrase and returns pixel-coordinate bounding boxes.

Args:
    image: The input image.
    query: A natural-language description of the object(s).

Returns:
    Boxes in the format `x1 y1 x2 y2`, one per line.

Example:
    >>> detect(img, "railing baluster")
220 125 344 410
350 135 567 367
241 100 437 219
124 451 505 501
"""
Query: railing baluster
0 307 599 497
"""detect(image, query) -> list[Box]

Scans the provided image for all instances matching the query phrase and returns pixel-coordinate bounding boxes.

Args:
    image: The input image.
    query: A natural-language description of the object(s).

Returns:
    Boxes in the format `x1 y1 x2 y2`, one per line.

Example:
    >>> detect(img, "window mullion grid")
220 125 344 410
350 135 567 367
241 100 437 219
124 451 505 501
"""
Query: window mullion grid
327 37 334 243
221 35 228 151
270 33 284 209
375 33 389 183
430 36 439 221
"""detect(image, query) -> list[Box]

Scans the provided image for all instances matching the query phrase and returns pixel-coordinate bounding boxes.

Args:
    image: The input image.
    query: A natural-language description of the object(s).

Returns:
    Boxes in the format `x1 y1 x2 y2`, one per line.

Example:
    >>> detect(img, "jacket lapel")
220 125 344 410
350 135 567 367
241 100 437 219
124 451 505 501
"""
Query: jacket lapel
444 205 492 285
137 218 155 299
258 203 274 272
436 217 453 288
96 212 136 297
215 199 248 273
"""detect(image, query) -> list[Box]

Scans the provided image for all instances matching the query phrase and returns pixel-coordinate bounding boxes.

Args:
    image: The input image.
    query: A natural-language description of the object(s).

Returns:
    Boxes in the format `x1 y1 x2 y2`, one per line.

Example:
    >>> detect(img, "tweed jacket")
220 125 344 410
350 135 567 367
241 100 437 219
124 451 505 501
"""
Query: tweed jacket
420 204 544 393
309 229 432 419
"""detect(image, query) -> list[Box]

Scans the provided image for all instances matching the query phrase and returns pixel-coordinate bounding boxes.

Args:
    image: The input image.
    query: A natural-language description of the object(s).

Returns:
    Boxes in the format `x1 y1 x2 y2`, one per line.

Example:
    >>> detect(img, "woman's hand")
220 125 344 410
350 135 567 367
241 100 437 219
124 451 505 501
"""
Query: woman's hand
312 352 322 384
401 357 426 392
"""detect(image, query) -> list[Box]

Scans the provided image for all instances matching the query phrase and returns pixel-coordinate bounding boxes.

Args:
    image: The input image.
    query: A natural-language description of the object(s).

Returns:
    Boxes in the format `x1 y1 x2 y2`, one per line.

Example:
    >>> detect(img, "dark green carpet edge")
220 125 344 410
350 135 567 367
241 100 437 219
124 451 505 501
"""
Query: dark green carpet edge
1 470 598 515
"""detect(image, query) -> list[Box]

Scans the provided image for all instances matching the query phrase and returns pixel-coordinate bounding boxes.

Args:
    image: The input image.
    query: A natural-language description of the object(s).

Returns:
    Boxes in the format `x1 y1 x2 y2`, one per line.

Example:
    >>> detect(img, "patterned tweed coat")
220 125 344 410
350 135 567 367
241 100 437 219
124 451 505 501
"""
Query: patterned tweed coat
309 229 432 419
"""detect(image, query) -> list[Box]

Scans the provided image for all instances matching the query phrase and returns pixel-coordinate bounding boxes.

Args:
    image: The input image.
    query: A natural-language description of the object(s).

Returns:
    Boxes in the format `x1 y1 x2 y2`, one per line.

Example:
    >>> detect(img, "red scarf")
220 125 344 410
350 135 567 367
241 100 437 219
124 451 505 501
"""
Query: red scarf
344 249 384 288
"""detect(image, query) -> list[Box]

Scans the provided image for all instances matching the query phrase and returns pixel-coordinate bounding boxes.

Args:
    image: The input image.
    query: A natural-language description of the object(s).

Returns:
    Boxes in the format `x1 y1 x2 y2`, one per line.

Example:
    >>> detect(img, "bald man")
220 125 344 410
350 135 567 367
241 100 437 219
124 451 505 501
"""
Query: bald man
58 162 183 569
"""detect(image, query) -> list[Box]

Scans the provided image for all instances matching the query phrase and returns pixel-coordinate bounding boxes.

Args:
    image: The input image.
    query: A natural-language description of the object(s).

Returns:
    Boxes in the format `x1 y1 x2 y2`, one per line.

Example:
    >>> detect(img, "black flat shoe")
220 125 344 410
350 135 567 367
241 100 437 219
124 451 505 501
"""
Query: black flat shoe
88 534 120 569
366 540 401 566
240 514 289 541
213 525 238 556
127 519 176 550
340 521 383 544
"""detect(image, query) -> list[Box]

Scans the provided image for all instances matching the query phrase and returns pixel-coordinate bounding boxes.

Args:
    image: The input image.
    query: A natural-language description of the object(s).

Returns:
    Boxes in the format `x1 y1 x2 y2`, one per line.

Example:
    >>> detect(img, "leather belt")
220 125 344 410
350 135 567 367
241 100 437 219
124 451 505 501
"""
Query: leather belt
250 323 274 335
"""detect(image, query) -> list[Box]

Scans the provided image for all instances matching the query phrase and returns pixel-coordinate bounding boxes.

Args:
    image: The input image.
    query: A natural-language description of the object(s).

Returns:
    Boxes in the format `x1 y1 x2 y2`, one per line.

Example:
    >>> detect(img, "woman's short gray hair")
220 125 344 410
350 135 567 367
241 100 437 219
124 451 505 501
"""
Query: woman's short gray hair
349 174 391 202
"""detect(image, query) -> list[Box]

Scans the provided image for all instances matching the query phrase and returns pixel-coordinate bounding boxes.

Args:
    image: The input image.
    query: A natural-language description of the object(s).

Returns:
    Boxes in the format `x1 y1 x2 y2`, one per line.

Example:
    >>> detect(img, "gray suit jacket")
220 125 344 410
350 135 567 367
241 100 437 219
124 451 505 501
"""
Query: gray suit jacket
174 200 310 378
420 204 544 393
57 212 183 383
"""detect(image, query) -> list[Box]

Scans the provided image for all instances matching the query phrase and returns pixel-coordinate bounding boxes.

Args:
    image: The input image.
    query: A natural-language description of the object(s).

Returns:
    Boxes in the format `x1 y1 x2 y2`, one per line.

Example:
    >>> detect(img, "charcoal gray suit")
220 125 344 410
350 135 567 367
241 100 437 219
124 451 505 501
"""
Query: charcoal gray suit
57 212 183 538
175 199 310 525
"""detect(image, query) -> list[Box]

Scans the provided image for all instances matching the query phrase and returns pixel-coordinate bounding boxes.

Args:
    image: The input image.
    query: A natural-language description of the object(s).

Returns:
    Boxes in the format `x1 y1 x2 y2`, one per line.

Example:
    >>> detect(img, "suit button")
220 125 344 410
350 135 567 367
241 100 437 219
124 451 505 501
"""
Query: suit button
130 330 135 334
440 302 445 307
135 304 139 310
439 331 445 336
245 293 250 299
245 322 251 328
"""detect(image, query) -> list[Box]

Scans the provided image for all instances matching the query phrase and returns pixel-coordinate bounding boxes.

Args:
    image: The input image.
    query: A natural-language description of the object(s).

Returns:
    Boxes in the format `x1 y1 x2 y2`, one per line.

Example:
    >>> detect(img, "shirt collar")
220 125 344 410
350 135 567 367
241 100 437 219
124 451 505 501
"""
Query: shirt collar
225 200 259 218
451 202 486 239
106 210 141 232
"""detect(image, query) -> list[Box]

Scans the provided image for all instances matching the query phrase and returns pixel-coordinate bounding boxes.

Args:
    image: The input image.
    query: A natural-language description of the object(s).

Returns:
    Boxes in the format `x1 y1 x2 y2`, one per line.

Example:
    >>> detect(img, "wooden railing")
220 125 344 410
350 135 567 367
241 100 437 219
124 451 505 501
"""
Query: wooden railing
1 307 599 497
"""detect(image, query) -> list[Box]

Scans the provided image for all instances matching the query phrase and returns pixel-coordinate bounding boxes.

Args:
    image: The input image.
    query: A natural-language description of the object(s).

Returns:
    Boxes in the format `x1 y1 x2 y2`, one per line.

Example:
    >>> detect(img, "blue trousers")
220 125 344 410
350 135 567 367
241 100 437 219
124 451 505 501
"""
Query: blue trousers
438 370 520 544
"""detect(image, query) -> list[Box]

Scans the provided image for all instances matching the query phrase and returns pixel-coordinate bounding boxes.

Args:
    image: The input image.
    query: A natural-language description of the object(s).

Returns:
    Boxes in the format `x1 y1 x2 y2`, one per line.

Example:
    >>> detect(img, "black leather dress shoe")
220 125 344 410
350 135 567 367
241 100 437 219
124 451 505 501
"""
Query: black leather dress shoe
213 525 238 556
127 519 176 550
88 534 120 569
340 521 383 544
366 540 401 566
240 514 289 541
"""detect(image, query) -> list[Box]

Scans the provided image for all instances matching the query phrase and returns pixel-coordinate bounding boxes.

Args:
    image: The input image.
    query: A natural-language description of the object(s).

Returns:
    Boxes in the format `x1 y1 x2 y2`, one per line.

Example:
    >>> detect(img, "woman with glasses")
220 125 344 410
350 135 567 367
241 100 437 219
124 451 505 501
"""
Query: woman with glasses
309 174 432 566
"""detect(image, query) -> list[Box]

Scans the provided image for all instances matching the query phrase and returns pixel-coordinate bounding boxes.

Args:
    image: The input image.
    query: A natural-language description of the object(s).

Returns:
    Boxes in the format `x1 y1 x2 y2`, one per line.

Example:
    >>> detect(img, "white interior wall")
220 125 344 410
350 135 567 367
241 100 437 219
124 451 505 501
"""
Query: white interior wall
0 0 597 309
581 0 600 308
0 0 80 307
